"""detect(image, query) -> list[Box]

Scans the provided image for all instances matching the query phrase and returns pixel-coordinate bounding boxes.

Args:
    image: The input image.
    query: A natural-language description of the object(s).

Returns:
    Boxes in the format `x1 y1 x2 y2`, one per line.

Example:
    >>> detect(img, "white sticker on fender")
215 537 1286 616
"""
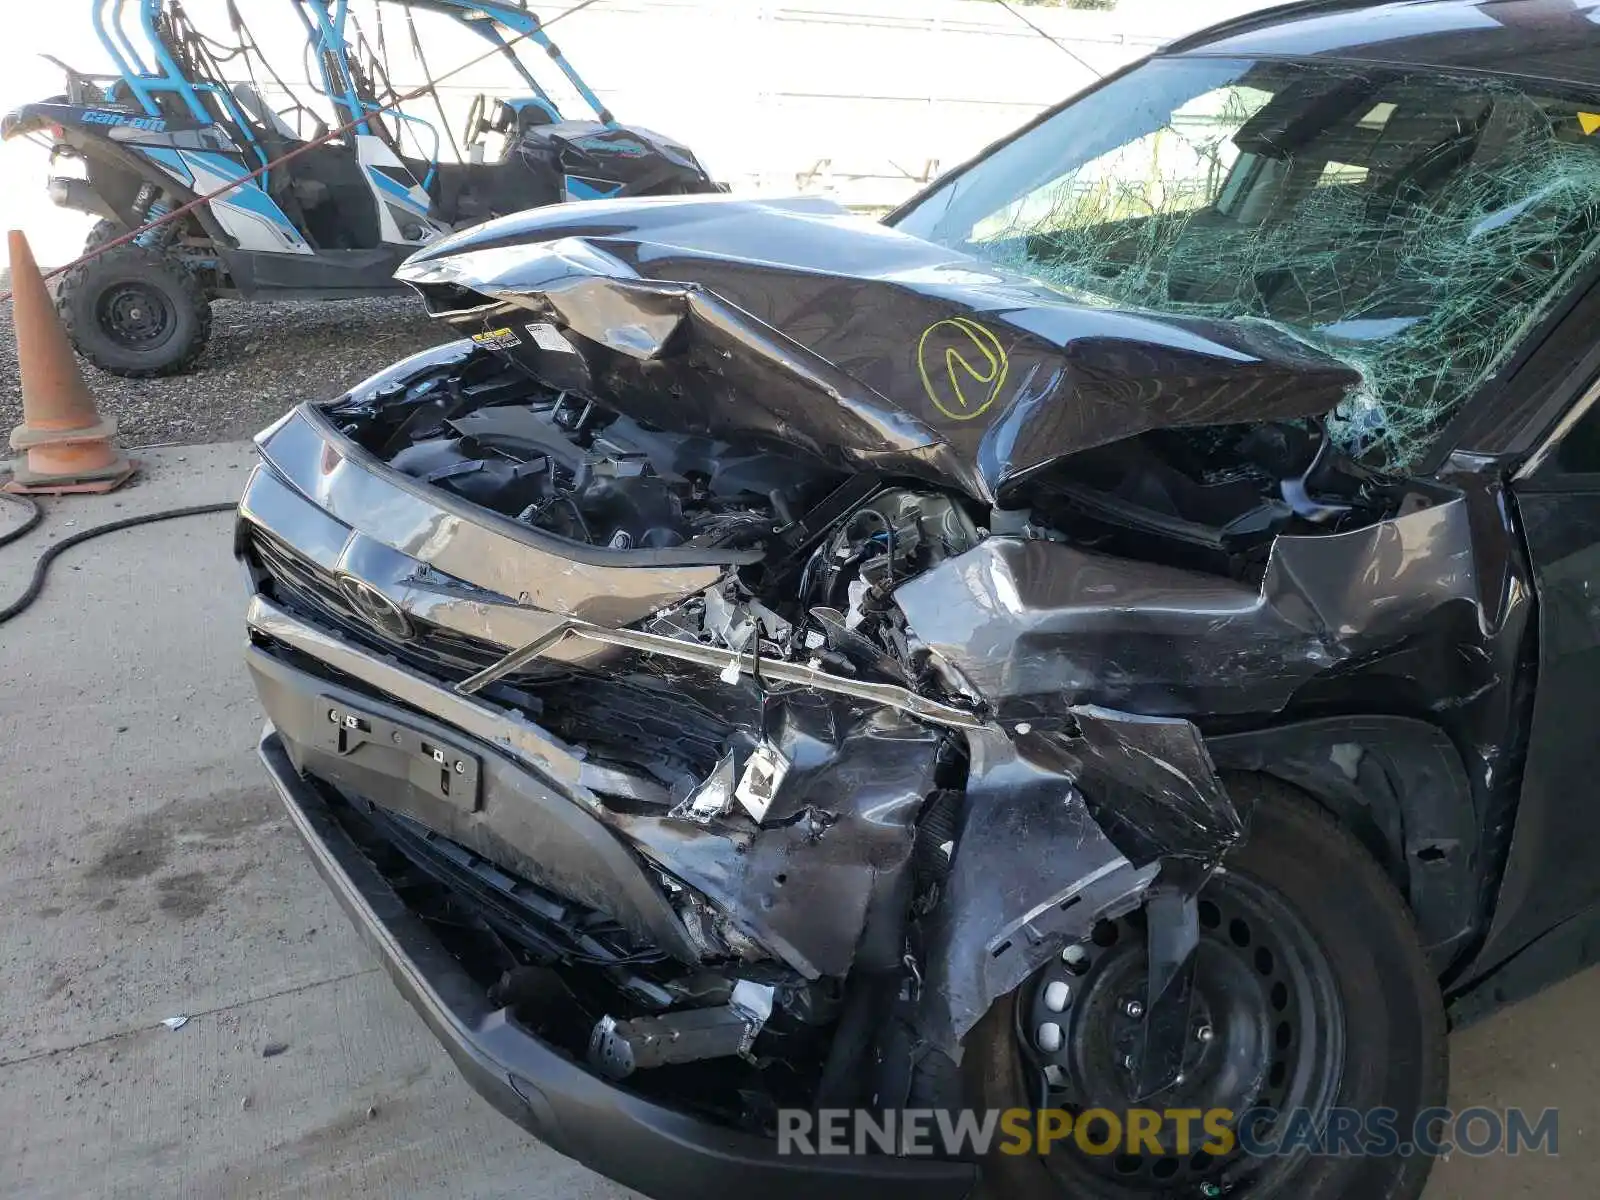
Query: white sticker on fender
525 323 578 354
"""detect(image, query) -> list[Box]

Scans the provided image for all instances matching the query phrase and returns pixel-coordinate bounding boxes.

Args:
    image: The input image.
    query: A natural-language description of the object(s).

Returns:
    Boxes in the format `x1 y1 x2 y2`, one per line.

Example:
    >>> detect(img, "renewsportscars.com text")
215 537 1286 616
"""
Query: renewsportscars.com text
777 1106 1559 1159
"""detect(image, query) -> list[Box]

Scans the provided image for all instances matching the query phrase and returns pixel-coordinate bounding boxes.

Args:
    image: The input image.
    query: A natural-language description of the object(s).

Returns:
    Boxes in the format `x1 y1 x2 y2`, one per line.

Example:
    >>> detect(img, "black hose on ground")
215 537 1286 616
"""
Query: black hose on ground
0 498 236 626
0 494 43 548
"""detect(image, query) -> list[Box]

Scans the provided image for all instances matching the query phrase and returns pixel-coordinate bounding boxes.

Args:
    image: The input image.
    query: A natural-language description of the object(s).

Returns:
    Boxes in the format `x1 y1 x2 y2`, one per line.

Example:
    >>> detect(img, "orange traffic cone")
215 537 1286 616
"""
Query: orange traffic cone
4 230 135 495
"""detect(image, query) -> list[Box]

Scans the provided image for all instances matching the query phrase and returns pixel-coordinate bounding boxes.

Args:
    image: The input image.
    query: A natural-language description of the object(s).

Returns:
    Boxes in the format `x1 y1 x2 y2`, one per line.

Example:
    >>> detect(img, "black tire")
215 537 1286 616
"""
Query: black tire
83 218 126 253
55 244 212 378
963 775 1447 1200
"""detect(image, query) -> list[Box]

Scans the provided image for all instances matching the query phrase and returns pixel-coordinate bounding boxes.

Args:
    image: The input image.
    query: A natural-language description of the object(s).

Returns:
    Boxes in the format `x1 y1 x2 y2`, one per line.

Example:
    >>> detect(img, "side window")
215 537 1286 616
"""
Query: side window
969 84 1273 243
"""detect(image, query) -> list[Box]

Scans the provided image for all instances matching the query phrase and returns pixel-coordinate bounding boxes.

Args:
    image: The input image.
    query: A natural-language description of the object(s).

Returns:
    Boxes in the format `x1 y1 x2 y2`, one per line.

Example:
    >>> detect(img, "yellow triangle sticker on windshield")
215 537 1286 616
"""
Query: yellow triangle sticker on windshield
1579 112 1600 135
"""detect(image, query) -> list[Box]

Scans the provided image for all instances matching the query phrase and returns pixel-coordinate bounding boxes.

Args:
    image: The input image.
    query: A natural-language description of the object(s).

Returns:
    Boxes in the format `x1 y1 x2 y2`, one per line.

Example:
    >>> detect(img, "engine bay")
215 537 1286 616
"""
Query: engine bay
326 347 1405 597
332 366 829 555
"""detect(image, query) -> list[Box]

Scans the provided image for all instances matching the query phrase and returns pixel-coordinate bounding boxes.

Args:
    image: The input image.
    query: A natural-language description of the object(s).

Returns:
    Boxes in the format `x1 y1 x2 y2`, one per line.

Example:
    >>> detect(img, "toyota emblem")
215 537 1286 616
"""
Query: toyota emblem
335 575 414 640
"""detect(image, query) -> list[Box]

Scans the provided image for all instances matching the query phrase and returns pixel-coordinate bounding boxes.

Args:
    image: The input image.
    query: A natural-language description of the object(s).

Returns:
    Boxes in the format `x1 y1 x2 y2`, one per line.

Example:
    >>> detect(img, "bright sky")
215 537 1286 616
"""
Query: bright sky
1 11 102 264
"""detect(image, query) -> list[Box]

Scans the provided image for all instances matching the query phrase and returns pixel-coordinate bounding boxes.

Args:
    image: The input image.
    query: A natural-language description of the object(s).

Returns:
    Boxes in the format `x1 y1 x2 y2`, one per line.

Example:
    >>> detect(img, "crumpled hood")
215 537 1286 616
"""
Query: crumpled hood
398 194 1359 502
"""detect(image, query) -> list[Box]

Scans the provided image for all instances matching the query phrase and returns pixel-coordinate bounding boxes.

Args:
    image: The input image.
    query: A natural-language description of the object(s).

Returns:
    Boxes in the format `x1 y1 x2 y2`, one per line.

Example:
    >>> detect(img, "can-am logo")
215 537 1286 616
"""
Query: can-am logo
82 110 167 133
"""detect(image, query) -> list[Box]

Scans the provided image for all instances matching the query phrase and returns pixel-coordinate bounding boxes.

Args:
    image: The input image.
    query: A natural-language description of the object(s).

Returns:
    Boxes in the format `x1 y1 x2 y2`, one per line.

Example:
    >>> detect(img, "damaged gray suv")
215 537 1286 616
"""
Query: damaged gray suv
238 2 1600 1197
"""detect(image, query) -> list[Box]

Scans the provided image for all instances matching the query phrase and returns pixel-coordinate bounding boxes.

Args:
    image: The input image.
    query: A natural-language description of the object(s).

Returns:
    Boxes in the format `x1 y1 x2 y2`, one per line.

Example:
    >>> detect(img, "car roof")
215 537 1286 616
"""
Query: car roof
1165 0 1600 91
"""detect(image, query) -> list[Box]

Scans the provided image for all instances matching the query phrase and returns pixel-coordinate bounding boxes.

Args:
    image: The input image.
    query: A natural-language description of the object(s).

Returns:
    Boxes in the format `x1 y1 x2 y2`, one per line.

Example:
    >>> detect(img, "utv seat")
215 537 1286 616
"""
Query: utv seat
231 83 301 144
423 160 562 226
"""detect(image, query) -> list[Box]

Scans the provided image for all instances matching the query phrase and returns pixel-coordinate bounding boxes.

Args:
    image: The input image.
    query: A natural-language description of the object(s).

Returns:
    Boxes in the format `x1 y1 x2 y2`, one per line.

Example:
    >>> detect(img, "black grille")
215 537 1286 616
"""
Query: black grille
536 672 739 781
246 527 509 684
246 528 737 777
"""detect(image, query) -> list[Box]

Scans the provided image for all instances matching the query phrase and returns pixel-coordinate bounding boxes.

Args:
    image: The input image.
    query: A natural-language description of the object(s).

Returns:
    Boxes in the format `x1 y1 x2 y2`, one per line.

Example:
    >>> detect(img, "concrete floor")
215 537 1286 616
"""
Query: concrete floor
0 443 1591 1199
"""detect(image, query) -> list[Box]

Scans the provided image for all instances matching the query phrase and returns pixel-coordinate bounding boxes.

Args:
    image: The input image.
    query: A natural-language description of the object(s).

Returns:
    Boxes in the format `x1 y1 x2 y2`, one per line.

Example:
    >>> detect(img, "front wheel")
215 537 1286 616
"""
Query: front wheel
963 776 1447 1200
55 244 213 378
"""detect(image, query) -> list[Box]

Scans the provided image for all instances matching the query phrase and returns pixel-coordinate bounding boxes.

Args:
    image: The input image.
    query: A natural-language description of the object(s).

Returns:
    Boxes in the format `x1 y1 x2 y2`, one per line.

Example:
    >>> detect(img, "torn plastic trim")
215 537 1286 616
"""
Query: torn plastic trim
894 494 1485 720
246 595 667 807
253 592 1240 1008
453 615 988 731
1065 704 1246 866
608 700 947 980
918 709 1241 1054
251 592 961 978
1209 715 1481 966
1130 859 1208 1099
250 598 941 982
247 645 701 961
240 458 687 672
918 725 1161 1055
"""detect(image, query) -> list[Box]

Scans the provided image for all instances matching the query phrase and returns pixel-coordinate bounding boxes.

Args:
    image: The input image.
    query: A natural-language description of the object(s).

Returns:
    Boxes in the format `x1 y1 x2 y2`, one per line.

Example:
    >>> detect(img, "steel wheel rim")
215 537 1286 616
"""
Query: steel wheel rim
98 281 176 350
1017 867 1346 1197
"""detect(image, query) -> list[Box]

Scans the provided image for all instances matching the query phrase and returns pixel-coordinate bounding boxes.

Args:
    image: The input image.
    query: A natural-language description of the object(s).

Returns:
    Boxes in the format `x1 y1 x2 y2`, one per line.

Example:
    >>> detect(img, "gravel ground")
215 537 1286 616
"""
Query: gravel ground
0 293 451 447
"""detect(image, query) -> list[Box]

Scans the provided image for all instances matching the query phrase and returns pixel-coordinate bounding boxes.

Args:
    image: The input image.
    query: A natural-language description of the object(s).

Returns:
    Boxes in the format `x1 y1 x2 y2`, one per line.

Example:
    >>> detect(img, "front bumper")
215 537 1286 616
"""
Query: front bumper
242 623 700 960
258 727 979 1200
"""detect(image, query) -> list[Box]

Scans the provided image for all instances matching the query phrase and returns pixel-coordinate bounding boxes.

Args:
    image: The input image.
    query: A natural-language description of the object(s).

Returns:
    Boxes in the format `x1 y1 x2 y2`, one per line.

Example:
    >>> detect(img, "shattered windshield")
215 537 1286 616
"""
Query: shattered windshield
895 57 1600 468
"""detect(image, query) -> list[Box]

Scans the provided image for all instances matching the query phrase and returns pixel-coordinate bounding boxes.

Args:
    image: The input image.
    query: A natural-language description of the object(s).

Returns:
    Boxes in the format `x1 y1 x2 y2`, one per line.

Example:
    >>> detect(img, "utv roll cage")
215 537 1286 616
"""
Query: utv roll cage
5 0 716 377
83 0 617 176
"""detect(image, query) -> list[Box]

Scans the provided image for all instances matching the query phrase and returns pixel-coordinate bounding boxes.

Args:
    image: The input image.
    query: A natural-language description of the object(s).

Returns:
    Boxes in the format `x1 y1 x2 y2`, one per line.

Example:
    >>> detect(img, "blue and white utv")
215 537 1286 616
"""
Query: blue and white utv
2 1 718 376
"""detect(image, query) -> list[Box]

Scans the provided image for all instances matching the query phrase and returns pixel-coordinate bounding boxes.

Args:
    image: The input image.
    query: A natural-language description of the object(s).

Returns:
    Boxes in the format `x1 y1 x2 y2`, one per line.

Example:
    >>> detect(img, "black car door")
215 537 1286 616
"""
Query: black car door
1479 377 1600 973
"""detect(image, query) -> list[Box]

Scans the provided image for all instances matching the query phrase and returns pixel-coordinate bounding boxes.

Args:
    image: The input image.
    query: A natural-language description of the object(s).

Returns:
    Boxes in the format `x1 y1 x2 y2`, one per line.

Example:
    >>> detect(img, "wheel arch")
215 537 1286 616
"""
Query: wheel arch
69 139 236 263
1208 715 1482 972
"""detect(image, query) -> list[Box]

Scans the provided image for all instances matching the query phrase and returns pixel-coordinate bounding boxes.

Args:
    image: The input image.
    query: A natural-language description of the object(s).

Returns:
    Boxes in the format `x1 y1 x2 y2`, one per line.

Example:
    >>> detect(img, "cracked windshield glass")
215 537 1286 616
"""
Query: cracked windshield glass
896 57 1600 468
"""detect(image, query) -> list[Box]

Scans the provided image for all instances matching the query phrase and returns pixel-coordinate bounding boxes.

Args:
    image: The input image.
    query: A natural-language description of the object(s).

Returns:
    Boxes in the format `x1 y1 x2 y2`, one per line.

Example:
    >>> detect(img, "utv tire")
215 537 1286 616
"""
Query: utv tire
962 776 1447 1200
55 244 212 378
83 218 127 253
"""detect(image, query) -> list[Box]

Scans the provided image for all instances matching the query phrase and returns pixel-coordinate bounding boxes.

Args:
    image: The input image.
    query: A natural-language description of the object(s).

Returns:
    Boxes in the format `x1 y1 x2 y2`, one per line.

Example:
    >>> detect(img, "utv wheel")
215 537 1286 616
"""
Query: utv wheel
963 776 1446 1200
83 218 127 253
55 244 212 378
